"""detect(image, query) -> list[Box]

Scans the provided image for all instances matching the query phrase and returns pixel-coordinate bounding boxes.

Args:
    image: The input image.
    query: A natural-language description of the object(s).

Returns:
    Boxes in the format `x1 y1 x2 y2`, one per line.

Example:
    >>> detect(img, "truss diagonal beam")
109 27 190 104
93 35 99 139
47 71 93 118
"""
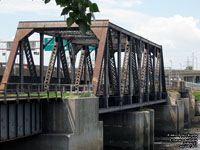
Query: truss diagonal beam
149 52 155 94
91 23 109 95
155 50 161 93
141 47 148 93
132 39 139 94
59 39 71 84
23 38 38 83
121 40 130 95
85 47 93 82
44 42 57 91
75 50 85 88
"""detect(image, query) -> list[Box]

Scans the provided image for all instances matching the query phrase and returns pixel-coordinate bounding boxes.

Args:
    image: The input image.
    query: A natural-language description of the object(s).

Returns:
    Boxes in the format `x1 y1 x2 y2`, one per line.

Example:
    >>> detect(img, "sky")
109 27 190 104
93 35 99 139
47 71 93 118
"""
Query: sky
0 0 200 69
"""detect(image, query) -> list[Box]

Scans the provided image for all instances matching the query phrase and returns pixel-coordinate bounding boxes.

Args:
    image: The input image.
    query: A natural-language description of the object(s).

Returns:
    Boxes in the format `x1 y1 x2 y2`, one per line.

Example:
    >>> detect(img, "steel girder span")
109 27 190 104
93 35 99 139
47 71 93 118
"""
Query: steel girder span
0 20 167 110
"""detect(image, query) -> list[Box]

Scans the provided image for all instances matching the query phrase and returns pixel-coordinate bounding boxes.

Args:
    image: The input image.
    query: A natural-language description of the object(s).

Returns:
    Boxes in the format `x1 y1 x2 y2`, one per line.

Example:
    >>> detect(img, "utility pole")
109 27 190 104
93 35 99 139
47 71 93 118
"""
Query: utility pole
192 52 194 69
180 63 182 70
196 56 198 70
170 60 173 69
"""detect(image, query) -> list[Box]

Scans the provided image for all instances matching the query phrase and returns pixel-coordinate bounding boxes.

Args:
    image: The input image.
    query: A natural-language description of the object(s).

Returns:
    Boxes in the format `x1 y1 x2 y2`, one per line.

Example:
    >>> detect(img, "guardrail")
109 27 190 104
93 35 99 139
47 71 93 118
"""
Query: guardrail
0 83 94 102
185 81 200 91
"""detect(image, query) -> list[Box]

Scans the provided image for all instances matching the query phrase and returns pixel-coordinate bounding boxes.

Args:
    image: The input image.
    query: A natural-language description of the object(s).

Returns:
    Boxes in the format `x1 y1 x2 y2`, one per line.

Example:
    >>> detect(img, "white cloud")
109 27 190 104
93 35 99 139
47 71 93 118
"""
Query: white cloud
133 15 200 69
94 1 200 69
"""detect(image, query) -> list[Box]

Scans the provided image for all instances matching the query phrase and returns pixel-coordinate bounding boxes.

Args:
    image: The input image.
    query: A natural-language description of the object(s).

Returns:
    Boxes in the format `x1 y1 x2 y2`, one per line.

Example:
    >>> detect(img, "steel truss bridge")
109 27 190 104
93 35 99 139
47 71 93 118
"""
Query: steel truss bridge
0 20 167 142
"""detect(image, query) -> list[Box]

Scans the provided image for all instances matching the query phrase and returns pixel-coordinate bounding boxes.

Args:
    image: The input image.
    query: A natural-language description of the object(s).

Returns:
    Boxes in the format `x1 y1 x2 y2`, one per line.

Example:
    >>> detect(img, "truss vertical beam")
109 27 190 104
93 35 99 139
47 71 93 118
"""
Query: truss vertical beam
69 43 76 84
161 47 167 98
57 38 61 85
159 49 162 99
19 41 24 85
23 37 38 83
104 38 109 108
145 44 149 102
117 32 121 97
84 46 87 84
129 38 133 104
40 33 44 87
153 47 156 100
137 40 142 103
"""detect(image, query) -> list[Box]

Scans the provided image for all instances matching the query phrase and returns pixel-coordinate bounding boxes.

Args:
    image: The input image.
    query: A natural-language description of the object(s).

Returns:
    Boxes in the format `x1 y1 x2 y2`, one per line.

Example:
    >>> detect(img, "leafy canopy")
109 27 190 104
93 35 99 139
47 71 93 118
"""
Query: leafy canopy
185 66 193 70
44 0 99 34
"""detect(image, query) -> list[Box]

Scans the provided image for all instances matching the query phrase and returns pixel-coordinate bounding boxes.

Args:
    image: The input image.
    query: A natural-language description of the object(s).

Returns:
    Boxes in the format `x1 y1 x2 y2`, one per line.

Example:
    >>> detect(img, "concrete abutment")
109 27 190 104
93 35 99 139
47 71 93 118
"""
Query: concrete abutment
0 97 103 150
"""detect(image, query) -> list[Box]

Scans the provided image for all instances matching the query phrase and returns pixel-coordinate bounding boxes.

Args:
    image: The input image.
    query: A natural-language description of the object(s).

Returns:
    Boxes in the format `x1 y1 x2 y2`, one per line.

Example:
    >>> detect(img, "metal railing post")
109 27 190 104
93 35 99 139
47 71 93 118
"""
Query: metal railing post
55 84 58 101
37 84 40 101
4 83 6 103
16 84 19 100
70 84 72 98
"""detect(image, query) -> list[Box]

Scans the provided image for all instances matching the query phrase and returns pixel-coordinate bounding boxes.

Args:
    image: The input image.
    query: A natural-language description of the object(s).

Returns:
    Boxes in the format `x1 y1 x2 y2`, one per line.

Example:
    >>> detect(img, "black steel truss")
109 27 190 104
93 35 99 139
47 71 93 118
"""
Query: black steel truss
2 20 167 110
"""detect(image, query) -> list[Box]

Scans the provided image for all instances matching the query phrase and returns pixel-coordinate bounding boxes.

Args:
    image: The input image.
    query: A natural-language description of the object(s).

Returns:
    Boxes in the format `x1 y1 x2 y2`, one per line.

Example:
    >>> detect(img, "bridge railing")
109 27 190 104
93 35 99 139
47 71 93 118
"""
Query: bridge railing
0 83 94 102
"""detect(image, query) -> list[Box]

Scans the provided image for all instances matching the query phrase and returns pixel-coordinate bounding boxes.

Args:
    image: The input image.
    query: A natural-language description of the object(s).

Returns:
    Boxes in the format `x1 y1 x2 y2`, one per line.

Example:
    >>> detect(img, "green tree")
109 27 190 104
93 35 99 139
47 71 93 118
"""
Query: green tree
44 0 99 34
185 66 193 70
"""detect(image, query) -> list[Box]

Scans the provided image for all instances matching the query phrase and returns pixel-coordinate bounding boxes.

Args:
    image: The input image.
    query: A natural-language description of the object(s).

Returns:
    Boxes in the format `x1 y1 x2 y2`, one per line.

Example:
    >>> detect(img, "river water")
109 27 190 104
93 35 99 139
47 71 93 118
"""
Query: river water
155 118 200 150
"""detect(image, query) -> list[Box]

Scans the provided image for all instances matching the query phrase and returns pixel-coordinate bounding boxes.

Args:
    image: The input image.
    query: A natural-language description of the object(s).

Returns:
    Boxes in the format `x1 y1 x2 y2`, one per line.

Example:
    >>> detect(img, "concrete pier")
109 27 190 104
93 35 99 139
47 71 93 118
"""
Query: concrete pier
0 97 103 150
195 101 200 116
153 104 179 136
153 91 196 137
100 110 154 150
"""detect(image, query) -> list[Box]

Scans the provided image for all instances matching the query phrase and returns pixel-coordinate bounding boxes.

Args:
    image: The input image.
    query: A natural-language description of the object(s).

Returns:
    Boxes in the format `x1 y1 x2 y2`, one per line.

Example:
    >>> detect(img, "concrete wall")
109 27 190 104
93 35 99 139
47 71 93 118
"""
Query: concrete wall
0 97 103 150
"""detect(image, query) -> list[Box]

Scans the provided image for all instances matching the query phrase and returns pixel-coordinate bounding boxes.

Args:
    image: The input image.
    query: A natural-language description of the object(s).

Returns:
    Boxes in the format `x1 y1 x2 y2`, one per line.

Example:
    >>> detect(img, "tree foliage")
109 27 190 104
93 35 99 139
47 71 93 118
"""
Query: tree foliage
185 66 193 70
44 0 99 34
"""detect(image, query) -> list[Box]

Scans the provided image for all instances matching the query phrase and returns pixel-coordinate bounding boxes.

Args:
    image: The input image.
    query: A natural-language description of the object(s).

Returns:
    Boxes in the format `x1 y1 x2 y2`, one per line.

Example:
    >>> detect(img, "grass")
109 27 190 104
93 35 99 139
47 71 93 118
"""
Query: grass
191 91 200 101
0 92 92 99
167 89 179 93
